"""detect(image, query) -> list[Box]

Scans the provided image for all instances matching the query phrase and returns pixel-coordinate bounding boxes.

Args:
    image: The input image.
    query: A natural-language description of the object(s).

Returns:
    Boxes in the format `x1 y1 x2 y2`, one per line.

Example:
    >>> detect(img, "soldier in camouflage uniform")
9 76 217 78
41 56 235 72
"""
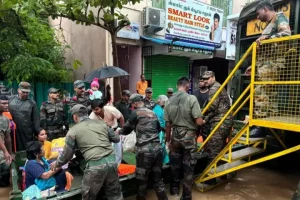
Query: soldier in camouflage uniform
164 77 203 200
143 87 156 110
202 71 233 165
244 1 292 135
119 93 167 200
70 80 91 112
40 88 68 141
50 104 123 200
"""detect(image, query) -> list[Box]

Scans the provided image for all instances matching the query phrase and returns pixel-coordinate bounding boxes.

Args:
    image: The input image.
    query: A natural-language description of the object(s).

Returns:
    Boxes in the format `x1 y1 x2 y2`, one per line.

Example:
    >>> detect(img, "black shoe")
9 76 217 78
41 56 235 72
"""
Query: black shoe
170 187 179 195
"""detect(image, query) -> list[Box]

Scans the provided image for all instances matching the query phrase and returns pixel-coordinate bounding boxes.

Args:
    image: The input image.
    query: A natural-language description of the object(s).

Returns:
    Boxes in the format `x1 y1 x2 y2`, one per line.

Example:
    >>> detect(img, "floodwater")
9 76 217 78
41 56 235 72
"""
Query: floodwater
126 166 299 200
1 165 298 200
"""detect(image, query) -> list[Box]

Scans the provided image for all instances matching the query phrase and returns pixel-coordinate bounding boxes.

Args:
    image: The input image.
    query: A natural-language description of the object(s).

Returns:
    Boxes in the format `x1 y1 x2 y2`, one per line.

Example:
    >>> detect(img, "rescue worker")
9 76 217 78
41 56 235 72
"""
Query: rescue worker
9 82 42 151
244 0 292 137
166 88 174 98
164 77 203 200
118 93 168 200
245 0 291 75
40 88 68 141
202 71 233 167
0 95 13 187
50 104 123 200
70 80 91 112
143 87 155 110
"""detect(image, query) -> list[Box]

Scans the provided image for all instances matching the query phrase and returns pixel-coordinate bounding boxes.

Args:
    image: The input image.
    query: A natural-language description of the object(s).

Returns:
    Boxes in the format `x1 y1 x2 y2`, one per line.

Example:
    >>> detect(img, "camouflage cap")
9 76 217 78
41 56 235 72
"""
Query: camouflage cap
145 87 153 93
122 90 131 96
70 104 87 115
48 87 60 93
19 82 31 93
129 93 143 103
202 71 215 79
74 80 85 88
167 88 174 93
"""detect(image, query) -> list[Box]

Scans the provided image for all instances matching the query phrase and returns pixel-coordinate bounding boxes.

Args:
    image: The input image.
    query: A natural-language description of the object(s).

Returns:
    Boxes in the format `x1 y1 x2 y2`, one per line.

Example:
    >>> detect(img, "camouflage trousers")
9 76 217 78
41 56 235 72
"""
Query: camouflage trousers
135 143 167 200
204 120 232 162
170 128 197 200
82 155 123 200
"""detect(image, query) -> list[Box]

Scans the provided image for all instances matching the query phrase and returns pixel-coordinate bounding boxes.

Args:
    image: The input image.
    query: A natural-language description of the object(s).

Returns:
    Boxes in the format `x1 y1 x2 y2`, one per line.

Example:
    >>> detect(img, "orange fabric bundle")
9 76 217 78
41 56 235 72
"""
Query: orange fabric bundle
118 164 136 176
65 171 74 191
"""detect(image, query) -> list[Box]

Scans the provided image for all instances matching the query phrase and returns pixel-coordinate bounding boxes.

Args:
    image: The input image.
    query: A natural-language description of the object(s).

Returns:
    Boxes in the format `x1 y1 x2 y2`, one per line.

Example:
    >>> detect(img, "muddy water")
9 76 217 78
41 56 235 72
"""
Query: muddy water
126 166 298 200
1 166 298 200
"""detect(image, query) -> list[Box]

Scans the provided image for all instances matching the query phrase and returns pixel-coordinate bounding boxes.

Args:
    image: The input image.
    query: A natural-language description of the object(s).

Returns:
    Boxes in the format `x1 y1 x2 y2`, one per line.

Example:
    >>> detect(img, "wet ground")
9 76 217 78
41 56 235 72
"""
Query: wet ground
126 166 299 200
2 165 298 200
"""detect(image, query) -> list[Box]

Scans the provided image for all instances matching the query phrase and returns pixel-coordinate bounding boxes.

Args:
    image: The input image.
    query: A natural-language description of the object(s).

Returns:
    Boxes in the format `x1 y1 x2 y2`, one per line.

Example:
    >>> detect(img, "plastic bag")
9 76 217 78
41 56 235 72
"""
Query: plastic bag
122 131 136 153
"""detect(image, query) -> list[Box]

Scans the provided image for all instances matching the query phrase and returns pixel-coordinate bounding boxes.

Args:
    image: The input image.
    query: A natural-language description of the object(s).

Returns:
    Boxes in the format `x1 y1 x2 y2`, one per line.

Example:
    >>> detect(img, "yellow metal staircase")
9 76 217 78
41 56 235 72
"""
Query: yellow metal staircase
195 34 300 192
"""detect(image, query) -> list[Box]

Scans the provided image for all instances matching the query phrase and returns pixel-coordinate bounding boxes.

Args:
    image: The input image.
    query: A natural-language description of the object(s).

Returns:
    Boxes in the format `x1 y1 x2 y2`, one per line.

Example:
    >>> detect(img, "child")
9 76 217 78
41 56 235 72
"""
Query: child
89 78 102 100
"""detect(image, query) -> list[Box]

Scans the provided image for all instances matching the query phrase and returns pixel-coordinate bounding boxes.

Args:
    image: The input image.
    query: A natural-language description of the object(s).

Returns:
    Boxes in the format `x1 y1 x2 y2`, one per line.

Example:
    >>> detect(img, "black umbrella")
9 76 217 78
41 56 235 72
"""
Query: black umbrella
84 66 129 82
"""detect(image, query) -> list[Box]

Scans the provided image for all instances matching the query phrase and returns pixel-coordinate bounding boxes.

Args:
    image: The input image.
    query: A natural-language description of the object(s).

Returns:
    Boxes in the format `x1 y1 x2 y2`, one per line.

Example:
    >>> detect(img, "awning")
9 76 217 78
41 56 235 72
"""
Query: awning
140 35 215 51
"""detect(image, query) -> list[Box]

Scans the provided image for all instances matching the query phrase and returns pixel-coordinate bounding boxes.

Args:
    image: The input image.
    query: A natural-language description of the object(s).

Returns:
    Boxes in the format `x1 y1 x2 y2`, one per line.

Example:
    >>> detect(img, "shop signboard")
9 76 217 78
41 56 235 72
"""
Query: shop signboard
165 0 224 48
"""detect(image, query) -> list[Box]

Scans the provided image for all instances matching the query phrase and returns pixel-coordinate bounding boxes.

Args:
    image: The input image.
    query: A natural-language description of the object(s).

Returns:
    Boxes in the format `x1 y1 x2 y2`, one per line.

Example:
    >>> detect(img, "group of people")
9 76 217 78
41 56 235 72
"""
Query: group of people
0 0 292 199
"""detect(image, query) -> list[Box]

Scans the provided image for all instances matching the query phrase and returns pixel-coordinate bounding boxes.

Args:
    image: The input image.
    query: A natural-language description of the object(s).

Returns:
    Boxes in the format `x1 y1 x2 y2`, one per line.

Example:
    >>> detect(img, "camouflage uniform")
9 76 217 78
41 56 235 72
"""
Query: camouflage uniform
119 94 167 200
164 91 202 200
40 88 68 141
0 115 11 186
143 98 156 110
254 12 292 117
69 80 91 112
55 105 123 200
202 75 233 162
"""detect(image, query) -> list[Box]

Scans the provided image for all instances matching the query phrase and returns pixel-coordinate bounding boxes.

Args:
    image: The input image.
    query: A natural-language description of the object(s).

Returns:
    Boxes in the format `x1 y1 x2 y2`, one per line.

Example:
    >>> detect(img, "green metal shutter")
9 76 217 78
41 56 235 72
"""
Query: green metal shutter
145 55 189 98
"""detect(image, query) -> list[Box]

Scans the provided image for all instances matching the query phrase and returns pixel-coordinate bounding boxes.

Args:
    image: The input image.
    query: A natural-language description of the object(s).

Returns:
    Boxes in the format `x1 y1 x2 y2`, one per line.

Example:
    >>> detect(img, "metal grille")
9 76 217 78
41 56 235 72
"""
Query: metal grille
143 46 152 80
252 36 300 125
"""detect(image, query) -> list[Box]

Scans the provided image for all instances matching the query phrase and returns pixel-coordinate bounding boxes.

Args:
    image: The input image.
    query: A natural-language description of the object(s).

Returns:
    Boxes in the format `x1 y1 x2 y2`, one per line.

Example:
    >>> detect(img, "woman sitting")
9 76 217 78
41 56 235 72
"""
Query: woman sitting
25 141 66 191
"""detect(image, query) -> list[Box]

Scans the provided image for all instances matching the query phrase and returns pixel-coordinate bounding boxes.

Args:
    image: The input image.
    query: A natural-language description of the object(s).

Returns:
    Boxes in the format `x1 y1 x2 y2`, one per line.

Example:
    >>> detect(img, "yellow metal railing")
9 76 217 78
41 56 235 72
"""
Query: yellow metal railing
195 35 300 188
249 34 300 131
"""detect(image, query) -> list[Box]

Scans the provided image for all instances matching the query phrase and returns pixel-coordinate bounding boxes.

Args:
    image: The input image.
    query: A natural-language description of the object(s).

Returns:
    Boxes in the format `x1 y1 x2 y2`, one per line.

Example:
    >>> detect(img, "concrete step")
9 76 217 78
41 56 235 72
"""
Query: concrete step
223 147 264 161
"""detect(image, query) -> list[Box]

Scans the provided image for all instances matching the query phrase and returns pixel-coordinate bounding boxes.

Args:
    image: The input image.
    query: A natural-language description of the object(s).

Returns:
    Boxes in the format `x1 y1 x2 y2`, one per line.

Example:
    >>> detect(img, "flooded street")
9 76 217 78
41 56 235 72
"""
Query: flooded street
1 165 298 200
126 166 299 200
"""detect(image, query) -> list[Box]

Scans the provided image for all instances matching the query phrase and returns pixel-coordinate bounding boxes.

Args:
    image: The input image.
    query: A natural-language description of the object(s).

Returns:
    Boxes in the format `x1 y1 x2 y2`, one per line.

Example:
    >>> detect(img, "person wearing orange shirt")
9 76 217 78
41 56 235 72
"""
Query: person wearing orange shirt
136 74 148 95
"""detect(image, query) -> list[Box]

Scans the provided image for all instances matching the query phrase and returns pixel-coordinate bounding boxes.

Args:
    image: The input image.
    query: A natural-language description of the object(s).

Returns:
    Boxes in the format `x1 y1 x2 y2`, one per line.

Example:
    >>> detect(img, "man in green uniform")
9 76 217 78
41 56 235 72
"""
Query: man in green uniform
164 77 203 200
244 0 292 137
0 95 13 186
70 80 91 112
50 104 123 200
119 93 167 200
40 88 68 141
143 88 156 110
